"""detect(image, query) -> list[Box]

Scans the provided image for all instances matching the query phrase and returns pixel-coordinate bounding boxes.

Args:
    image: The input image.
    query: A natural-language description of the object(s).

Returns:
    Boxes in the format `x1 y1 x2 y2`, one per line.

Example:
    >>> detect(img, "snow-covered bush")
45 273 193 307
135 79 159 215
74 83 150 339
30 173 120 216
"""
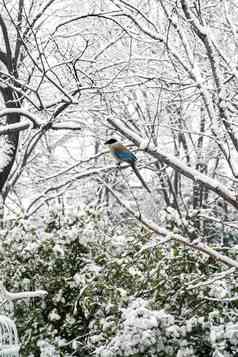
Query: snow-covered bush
0 208 238 356
95 298 177 357
0 208 107 356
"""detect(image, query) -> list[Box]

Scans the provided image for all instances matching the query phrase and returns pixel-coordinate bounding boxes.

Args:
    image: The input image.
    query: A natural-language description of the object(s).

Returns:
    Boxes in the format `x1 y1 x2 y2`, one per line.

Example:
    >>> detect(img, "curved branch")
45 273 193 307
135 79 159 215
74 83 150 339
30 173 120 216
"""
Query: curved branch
0 108 42 127
52 13 130 38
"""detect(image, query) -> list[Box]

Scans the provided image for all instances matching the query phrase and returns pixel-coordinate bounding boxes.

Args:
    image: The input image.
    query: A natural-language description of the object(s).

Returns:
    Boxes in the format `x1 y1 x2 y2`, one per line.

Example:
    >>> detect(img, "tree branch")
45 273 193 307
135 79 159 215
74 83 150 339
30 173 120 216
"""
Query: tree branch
0 14 13 71
0 109 81 135
13 0 24 67
107 116 238 209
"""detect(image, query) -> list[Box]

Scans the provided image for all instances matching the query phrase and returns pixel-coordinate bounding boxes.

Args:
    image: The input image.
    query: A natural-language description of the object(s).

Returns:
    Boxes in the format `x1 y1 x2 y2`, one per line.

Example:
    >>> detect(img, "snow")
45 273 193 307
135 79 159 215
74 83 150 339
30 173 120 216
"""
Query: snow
49 309 61 322
53 244 65 257
37 340 60 357
209 280 230 299
95 299 175 356
176 346 195 357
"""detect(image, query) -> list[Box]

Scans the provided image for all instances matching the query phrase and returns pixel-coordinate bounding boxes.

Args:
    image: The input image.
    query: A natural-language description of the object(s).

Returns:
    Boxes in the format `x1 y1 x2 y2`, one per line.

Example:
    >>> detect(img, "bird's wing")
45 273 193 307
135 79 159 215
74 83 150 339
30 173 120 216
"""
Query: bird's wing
113 150 137 162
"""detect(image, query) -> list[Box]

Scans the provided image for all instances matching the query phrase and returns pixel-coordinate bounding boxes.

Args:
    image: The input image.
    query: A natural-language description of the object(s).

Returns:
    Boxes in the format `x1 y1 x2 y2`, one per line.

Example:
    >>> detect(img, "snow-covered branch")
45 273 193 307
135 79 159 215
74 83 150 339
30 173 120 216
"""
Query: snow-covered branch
0 109 81 134
0 121 30 135
0 281 47 302
107 116 238 210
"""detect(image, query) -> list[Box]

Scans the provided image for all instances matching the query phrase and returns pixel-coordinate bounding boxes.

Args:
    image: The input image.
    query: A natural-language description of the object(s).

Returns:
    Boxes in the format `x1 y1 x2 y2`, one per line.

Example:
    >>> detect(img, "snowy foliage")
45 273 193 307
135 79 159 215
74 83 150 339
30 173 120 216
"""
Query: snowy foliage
96 299 175 357
0 208 238 356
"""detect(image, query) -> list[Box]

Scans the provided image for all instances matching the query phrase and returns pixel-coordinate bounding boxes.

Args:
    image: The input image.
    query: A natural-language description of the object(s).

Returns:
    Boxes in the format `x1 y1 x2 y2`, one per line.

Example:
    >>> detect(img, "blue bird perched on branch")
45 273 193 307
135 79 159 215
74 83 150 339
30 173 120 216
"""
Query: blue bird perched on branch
104 138 151 193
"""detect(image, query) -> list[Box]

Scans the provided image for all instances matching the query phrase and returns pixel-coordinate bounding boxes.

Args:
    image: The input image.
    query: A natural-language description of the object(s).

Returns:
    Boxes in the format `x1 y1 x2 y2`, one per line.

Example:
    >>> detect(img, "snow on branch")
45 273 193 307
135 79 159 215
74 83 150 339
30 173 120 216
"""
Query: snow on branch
107 116 238 210
0 121 31 135
0 108 81 134
0 281 47 302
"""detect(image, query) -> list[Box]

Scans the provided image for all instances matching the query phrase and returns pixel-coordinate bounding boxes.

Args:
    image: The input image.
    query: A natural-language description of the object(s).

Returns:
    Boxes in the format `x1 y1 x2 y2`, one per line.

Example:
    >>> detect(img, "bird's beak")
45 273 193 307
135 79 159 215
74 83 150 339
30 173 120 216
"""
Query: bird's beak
104 140 110 145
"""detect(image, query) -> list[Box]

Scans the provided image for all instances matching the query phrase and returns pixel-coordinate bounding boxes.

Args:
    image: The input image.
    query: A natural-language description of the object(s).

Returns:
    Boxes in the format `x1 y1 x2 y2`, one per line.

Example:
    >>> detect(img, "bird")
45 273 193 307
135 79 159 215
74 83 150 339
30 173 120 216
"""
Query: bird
104 138 151 193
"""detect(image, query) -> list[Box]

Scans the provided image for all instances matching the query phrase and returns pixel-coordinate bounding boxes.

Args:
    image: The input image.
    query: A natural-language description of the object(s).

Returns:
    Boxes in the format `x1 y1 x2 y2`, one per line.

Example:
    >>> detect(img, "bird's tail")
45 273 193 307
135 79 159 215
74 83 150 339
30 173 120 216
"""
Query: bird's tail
131 163 151 193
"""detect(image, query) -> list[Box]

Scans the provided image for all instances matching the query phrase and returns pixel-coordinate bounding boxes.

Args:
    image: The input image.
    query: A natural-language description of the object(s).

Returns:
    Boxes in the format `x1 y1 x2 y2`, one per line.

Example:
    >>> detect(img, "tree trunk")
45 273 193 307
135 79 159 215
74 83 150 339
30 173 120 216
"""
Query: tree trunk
0 87 20 198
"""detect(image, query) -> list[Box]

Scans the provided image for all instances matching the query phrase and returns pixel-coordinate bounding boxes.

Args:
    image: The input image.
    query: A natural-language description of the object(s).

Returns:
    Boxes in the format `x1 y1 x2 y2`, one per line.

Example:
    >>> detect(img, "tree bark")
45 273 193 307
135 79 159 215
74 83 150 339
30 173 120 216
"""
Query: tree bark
0 87 20 196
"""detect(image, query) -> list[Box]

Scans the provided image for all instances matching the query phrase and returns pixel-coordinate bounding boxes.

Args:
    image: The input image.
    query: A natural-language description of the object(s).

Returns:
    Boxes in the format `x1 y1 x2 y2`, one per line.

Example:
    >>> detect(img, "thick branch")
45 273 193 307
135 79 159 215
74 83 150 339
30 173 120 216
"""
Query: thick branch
107 116 238 209
13 0 24 66
0 121 30 135
0 15 13 71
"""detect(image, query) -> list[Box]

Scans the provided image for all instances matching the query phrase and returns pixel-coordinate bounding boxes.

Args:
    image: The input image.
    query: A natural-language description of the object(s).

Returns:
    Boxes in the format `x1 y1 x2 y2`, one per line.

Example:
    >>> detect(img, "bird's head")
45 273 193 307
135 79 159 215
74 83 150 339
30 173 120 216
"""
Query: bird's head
104 138 118 145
